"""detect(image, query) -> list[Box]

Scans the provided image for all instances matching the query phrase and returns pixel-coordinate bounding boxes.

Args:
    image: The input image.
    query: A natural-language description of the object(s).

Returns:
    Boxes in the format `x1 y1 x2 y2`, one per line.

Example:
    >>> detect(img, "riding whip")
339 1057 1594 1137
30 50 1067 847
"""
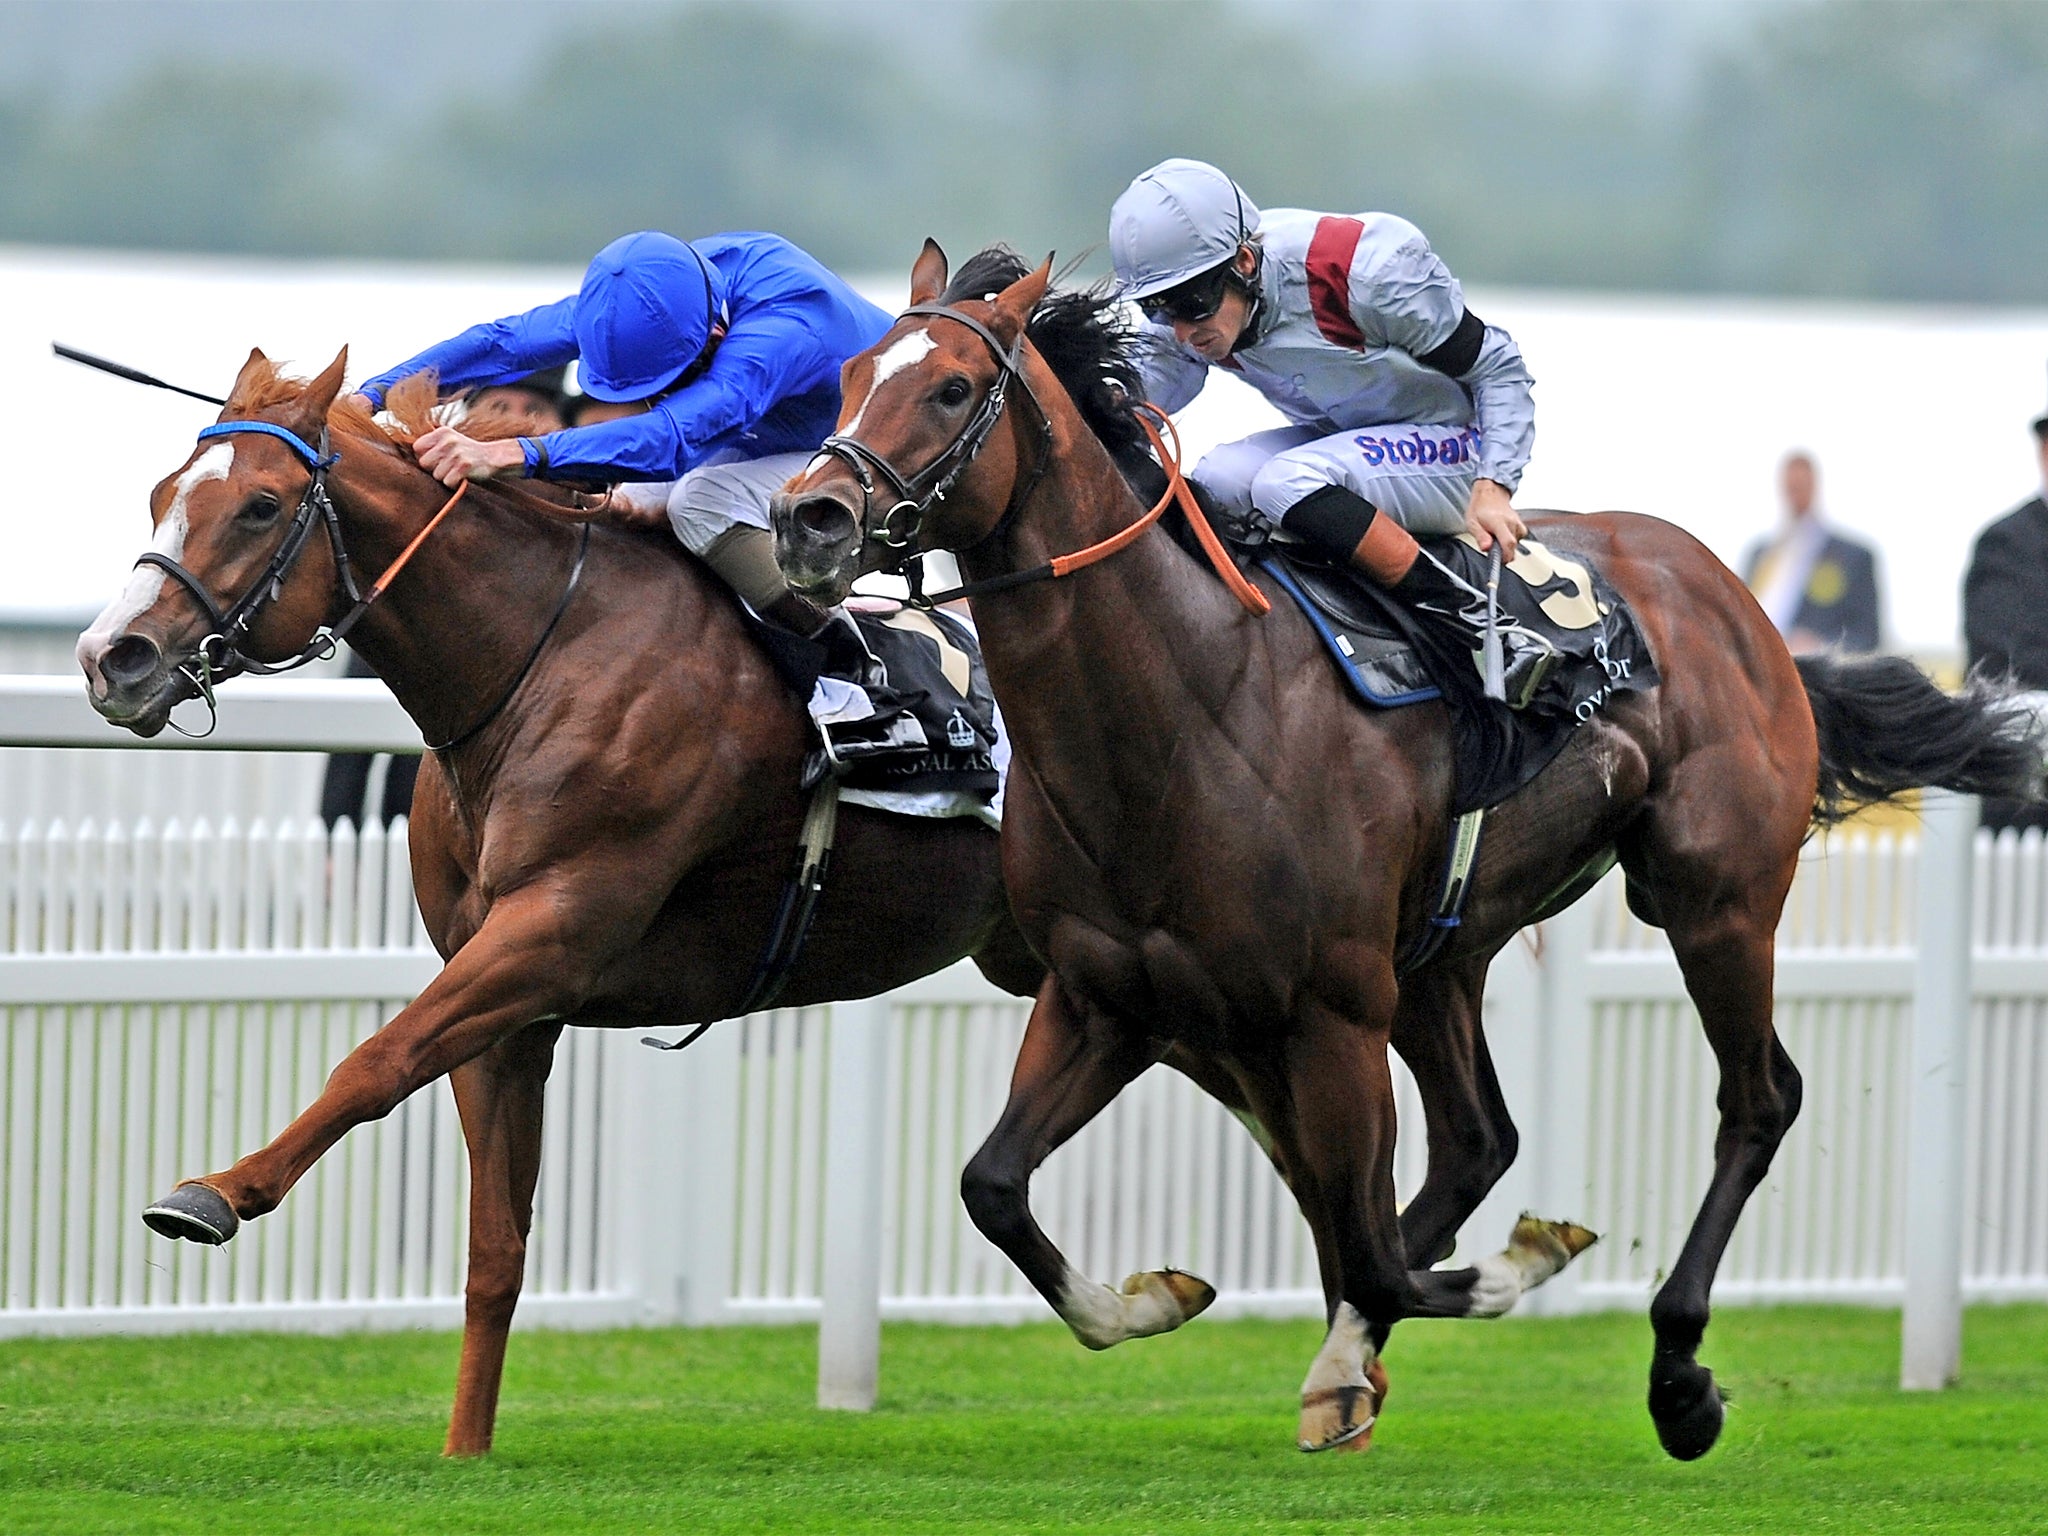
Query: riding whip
1481 544 1506 703
52 343 228 406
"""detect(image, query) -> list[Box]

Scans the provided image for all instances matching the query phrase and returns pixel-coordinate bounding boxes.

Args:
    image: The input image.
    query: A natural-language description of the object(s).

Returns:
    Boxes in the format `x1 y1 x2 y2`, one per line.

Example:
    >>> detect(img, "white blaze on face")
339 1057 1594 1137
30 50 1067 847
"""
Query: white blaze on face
841 328 939 437
78 442 235 662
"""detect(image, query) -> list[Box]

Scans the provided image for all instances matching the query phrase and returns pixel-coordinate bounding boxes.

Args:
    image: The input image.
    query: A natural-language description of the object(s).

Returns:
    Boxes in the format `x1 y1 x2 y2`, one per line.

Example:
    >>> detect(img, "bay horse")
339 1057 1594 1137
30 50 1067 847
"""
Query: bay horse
770 245 2046 1458
74 350 1049 1456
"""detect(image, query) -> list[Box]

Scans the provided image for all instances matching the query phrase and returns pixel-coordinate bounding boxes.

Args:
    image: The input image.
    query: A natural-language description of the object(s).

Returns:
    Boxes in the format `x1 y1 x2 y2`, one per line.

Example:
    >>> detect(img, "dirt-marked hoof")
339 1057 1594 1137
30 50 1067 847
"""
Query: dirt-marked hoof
1649 1357 1725 1461
1298 1386 1375 1452
142 1182 238 1245
1127 1267 1216 1323
1512 1212 1599 1263
1299 1357 1386 1454
1330 1359 1391 1454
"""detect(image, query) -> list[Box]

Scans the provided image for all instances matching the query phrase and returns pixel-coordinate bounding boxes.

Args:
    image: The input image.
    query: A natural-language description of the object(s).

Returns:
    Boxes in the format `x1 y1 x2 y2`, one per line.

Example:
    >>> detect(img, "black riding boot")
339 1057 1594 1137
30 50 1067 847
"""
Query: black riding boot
1391 546 1560 710
1280 483 1559 711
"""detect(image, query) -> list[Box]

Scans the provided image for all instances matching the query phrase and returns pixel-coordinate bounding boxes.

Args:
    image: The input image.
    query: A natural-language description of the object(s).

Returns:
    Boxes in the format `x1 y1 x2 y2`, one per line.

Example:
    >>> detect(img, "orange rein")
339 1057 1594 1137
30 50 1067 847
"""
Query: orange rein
1129 406 1271 616
356 479 469 610
931 401 1270 615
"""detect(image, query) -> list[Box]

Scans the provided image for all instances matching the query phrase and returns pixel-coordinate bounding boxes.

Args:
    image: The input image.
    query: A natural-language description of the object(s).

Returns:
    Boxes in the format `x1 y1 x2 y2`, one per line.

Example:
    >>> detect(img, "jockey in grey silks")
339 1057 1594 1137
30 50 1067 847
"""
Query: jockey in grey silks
1111 158 1559 706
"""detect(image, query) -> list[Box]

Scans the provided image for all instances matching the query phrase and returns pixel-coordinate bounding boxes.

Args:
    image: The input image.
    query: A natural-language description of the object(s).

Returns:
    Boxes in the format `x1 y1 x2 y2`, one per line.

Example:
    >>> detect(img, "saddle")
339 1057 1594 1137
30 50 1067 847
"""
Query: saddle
743 601 1001 802
1257 536 1657 813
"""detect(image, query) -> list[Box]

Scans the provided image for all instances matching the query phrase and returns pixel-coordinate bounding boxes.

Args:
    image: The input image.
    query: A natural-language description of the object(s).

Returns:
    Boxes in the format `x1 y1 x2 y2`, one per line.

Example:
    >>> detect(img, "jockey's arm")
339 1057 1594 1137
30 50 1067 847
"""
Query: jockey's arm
1354 222 1536 557
416 311 831 489
354 297 580 413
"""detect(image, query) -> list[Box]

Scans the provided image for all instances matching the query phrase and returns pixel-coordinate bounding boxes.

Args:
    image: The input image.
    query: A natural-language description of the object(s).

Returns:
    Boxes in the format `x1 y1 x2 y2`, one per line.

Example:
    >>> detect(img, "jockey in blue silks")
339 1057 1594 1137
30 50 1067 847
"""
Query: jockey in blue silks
354 229 892 631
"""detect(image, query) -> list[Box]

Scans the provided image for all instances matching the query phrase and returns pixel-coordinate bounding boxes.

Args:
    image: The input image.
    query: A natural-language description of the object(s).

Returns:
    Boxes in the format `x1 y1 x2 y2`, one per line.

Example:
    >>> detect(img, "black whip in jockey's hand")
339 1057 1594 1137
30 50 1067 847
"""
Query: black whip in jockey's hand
52 344 227 406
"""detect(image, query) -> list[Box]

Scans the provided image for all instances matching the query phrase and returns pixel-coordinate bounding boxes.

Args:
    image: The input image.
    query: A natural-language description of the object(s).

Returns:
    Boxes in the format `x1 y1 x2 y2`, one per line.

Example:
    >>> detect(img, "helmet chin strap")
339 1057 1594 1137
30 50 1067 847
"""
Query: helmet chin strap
1227 242 1271 354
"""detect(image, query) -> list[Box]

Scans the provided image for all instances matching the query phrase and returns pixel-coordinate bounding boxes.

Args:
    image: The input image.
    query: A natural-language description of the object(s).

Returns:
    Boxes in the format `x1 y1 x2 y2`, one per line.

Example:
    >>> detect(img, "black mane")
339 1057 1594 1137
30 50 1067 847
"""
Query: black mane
941 247 1152 463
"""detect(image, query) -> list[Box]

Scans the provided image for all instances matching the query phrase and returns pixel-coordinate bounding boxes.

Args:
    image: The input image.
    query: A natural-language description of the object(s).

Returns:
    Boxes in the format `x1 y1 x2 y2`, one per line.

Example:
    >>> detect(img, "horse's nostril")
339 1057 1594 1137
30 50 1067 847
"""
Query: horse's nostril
796 495 854 541
102 634 163 688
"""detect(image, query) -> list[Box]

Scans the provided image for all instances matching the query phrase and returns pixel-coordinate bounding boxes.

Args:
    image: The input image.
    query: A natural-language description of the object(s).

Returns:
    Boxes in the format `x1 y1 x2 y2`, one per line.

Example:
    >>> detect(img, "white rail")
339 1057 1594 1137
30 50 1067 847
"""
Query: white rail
0 674 423 752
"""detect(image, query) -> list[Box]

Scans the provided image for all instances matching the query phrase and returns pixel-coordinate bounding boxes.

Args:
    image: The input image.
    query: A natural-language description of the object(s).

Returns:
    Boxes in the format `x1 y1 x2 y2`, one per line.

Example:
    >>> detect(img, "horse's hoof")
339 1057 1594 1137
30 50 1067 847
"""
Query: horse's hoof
1649 1357 1725 1461
1330 1359 1391 1454
1513 1212 1599 1262
1132 1267 1217 1323
1299 1360 1387 1454
142 1182 238 1245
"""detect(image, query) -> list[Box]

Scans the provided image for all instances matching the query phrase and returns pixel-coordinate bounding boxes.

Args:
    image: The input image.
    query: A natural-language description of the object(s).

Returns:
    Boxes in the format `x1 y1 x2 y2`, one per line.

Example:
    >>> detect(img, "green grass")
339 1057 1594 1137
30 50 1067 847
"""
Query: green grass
2 1307 2044 1534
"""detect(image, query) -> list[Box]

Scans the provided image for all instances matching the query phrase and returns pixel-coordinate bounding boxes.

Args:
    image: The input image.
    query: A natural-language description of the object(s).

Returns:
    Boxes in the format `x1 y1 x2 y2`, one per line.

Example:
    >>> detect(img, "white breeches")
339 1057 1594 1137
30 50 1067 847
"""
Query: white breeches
663 449 814 556
1192 421 1485 537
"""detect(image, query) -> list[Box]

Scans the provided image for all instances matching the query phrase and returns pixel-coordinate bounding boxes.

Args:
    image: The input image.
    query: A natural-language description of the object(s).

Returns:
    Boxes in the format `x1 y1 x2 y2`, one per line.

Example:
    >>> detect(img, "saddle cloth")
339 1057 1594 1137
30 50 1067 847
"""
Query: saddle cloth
1256 535 1659 814
745 601 1003 813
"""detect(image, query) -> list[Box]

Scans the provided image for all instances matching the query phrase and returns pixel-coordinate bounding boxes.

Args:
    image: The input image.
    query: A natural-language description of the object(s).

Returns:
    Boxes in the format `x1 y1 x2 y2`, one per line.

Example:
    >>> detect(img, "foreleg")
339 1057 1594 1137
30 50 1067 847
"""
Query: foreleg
144 884 630 1241
442 1021 562 1457
961 978 1213 1348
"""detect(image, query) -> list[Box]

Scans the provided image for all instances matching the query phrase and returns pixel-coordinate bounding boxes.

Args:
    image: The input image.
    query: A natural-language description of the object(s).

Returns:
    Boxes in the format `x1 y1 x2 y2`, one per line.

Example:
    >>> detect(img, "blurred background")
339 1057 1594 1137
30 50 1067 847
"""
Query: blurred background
4 0 2047 654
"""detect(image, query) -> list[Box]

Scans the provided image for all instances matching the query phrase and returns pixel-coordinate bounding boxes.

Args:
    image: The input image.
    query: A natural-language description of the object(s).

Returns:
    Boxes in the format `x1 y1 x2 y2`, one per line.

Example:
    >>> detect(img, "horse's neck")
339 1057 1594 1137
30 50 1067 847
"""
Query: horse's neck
328 450 589 752
963 385 1255 810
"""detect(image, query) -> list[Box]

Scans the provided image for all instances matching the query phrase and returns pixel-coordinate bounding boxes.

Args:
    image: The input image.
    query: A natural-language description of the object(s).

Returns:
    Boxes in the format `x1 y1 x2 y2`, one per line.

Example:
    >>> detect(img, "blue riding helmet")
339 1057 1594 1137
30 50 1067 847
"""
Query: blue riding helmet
574 231 719 402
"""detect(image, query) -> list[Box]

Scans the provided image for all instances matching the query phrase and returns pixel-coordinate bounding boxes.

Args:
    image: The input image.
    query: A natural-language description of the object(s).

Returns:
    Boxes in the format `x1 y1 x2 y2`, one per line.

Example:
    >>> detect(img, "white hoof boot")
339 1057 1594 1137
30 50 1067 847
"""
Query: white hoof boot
1299 1302 1382 1452
1056 1266 1216 1350
1466 1213 1599 1317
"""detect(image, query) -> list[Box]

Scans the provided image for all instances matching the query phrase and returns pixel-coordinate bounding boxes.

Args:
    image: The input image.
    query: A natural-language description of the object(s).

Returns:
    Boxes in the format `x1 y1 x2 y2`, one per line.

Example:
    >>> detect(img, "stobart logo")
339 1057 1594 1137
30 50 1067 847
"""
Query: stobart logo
1354 425 1483 468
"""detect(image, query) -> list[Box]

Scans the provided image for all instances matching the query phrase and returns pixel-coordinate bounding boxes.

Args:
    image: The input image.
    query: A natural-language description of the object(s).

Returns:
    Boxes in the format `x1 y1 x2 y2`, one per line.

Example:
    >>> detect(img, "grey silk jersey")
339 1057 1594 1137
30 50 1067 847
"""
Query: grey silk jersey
1137 208 1537 493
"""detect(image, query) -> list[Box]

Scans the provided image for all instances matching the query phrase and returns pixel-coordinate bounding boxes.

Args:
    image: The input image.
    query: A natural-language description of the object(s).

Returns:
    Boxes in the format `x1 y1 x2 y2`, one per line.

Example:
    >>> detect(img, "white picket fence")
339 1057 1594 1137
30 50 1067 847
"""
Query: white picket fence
1 677 2042 1387
3 804 2043 1339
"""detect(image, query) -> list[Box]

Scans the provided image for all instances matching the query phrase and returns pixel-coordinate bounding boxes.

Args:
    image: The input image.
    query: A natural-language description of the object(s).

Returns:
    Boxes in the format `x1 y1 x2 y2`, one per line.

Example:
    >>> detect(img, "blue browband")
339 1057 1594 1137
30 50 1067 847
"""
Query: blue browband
196 420 337 469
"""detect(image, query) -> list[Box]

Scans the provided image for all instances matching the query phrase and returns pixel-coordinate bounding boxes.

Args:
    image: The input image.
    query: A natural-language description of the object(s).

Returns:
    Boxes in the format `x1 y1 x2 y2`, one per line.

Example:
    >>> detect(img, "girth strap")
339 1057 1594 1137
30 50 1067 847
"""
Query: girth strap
641 779 843 1052
1397 808 1486 975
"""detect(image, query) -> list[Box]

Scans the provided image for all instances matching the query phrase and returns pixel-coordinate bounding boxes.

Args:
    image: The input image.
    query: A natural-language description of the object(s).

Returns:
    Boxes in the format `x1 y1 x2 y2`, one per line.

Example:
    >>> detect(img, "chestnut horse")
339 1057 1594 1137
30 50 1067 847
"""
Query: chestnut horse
771 246 2046 1458
76 350 1046 1456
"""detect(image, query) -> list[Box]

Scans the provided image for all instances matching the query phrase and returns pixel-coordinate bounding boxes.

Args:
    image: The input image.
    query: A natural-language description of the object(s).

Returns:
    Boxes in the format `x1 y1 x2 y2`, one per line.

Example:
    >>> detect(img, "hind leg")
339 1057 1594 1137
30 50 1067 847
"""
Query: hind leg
1390 959 1522 1267
961 978 1214 1347
1385 961 1594 1343
1622 798 1804 1460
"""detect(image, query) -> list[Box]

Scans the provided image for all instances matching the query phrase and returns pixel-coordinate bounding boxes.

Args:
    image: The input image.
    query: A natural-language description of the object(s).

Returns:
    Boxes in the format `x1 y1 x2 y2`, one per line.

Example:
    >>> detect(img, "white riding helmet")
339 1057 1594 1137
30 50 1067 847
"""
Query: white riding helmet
1108 158 1262 300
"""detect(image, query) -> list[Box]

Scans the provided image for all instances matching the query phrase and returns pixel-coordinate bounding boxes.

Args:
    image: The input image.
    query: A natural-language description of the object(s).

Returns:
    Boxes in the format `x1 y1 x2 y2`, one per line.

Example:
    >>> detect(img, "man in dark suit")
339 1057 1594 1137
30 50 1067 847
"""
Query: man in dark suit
1962 398 2048 832
1741 451 1883 654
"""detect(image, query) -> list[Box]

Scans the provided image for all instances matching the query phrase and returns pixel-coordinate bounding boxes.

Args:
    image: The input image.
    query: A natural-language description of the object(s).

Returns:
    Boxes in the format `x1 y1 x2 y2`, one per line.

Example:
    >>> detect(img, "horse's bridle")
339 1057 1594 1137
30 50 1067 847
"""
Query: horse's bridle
814 302 1052 559
809 301 1269 615
136 420 369 722
137 416 590 748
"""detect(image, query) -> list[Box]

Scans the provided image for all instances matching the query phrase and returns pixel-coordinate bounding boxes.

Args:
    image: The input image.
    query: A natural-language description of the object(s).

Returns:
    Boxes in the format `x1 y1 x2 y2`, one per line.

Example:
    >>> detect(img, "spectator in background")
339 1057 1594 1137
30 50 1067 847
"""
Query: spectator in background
1741 451 1882 654
1961 392 2048 834
320 368 571 831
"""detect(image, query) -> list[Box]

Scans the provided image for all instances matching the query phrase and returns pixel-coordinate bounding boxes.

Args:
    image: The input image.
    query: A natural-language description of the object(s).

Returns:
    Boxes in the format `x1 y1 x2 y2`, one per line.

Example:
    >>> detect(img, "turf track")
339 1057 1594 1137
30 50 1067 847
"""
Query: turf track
3 1306 2044 1533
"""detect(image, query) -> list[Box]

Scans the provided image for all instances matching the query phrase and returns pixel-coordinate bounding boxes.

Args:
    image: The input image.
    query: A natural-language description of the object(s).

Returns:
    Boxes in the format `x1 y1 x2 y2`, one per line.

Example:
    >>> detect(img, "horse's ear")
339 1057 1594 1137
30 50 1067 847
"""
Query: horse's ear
222 347 272 412
989 254 1053 341
295 347 350 427
908 239 948 307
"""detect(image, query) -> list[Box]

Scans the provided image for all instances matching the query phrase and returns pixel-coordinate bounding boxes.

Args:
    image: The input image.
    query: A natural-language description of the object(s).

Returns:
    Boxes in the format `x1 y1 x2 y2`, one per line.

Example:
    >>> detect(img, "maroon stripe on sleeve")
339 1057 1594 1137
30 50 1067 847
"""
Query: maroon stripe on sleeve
1306 216 1367 350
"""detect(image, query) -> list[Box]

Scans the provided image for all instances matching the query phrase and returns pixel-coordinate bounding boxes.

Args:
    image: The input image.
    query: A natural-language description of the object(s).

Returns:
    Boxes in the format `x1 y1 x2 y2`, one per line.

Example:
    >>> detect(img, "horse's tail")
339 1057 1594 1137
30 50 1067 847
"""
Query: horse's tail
1797 652 2048 827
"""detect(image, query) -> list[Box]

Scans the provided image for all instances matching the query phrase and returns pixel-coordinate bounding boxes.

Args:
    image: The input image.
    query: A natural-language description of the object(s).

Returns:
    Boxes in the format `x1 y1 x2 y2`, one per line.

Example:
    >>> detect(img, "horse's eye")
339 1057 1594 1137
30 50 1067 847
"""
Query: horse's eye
935 377 973 409
242 492 283 525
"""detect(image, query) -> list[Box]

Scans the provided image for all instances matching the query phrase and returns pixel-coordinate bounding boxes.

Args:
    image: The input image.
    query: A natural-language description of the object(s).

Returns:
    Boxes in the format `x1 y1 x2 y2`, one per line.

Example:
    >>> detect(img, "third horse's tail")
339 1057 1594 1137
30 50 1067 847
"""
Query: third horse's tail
1797 652 2048 828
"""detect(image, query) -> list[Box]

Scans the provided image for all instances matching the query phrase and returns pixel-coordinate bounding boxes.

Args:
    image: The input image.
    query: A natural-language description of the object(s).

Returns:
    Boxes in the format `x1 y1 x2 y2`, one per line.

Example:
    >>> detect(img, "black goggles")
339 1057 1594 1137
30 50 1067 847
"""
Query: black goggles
1137 261 1236 325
